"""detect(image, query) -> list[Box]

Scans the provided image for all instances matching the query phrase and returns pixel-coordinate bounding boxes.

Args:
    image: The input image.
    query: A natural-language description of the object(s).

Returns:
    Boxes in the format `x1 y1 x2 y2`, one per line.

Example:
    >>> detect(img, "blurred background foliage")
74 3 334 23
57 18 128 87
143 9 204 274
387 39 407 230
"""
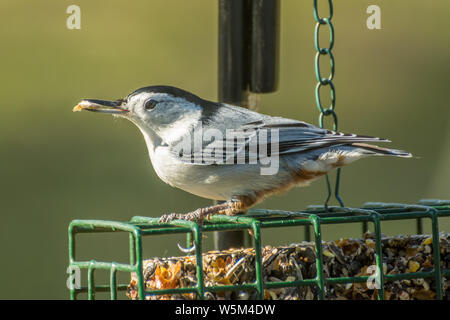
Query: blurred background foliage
0 0 449 299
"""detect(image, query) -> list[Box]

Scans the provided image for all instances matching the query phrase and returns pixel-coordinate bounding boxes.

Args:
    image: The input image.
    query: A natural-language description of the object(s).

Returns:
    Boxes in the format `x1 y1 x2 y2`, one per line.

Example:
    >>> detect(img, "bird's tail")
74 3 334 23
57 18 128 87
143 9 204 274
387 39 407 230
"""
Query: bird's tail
351 143 412 158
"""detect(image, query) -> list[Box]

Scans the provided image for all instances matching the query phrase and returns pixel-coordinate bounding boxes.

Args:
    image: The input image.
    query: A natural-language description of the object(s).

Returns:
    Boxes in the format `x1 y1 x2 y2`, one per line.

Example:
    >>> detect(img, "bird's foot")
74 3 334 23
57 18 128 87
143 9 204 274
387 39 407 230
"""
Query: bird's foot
158 200 246 224
159 201 243 224
158 210 208 224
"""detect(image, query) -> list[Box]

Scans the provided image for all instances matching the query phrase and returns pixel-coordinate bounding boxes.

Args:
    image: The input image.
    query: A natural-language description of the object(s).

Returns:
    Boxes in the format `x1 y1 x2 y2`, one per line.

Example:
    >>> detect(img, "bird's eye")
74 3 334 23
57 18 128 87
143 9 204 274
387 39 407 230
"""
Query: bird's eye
144 99 157 110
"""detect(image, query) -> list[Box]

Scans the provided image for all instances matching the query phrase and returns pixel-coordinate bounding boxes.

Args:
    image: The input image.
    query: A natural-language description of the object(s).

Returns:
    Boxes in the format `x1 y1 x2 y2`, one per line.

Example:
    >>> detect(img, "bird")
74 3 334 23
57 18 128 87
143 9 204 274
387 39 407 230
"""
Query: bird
73 85 411 223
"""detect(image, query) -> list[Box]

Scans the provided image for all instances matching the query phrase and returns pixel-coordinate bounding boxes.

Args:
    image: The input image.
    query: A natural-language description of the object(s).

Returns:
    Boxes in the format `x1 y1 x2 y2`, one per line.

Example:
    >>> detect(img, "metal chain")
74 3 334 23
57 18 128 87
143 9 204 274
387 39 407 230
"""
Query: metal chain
313 0 344 208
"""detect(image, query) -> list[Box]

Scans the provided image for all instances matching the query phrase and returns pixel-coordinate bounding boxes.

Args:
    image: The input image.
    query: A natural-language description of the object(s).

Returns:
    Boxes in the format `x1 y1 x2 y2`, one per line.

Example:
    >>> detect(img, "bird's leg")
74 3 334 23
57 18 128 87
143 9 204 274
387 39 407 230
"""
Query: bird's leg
158 198 250 223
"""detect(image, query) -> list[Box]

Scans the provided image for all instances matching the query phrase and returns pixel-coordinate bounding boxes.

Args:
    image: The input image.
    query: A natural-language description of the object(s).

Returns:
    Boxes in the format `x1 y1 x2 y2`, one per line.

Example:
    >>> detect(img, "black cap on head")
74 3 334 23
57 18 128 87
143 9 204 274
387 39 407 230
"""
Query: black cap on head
127 86 205 105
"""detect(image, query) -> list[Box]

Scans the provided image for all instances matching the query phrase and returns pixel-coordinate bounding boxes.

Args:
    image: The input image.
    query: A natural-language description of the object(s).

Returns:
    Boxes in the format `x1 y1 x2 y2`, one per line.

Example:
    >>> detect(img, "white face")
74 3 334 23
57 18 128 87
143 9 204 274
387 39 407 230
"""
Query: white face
123 92 203 145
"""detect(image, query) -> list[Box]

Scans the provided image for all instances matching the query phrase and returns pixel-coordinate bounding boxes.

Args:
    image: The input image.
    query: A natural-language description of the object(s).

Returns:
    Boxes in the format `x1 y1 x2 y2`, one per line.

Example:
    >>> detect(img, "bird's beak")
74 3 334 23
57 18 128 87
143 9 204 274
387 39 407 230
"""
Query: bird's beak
73 99 128 114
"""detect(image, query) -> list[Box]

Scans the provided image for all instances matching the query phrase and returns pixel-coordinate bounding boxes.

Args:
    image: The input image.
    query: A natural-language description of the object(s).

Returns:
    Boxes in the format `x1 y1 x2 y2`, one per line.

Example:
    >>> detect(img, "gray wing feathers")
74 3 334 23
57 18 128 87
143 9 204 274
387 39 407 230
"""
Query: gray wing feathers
171 105 389 165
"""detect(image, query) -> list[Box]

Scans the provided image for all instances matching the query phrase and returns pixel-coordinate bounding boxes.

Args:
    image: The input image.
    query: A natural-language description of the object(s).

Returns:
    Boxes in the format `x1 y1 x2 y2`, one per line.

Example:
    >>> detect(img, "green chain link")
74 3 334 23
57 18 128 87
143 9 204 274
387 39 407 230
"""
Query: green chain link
313 0 344 208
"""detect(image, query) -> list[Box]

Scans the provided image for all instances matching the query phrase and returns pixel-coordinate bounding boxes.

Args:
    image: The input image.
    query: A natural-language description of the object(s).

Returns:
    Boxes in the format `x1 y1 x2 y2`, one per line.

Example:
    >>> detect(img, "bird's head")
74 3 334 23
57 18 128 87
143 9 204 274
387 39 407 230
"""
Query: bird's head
73 86 214 144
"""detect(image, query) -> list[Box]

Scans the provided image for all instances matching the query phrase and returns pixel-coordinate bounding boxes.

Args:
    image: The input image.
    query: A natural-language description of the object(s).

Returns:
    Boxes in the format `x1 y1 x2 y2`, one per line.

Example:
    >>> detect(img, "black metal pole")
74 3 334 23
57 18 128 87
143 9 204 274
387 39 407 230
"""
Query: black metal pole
218 0 247 105
216 0 279 250
249 0 279 93
216 0 248 250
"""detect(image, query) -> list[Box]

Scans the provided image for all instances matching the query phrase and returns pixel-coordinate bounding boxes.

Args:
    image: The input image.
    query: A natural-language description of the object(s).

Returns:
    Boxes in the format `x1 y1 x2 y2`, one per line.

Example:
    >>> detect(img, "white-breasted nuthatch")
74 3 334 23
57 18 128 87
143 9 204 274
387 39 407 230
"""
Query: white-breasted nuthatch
73 85 411 222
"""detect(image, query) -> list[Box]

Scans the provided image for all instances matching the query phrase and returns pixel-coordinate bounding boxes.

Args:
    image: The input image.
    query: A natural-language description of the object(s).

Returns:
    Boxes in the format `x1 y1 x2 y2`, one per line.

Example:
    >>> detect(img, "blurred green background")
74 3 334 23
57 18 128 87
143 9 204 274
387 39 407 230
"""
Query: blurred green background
0 0 449 299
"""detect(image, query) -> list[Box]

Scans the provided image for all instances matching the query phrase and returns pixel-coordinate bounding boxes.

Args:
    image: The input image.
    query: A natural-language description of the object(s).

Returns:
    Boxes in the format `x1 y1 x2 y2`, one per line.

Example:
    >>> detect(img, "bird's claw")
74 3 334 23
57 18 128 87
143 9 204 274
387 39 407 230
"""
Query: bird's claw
158 210 208 224
158 213 179 223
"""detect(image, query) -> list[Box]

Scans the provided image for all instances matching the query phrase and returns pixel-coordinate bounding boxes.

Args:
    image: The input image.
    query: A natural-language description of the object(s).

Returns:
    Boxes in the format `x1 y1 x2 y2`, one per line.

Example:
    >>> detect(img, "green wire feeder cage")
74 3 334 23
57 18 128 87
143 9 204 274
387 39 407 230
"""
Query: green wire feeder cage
68 201 450 300
67 1 450 300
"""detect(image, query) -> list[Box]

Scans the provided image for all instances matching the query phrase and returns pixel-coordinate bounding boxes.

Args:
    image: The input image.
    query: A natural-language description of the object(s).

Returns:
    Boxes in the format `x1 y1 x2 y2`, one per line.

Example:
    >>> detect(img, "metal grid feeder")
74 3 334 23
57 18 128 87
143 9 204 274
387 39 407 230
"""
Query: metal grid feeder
68 199 450 300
